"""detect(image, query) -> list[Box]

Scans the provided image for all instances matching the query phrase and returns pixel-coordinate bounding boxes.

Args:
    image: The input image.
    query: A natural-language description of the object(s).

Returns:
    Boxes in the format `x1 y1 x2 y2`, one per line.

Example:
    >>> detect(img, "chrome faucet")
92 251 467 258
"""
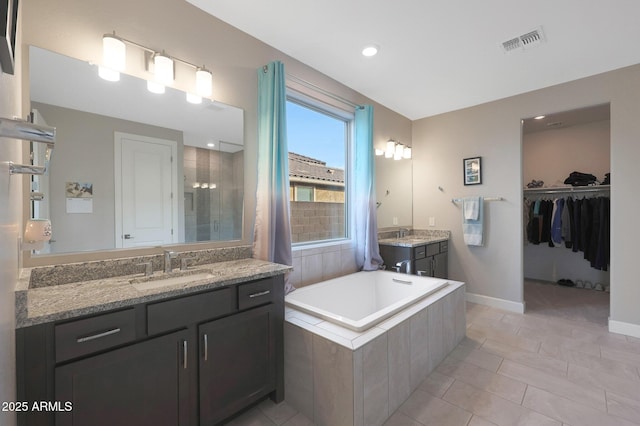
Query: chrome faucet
396 228 410 238
164 250 178 273
395 259 412 274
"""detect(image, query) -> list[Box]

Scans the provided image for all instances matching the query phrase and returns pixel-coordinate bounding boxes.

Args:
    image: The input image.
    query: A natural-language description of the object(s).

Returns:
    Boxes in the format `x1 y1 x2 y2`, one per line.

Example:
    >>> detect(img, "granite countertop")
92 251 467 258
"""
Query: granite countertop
378 229 450 248
16 258 292 328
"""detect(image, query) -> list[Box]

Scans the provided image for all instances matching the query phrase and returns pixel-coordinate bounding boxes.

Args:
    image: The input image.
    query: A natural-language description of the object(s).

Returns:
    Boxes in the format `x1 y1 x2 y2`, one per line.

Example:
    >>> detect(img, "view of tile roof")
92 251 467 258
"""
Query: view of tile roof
288 152 344 184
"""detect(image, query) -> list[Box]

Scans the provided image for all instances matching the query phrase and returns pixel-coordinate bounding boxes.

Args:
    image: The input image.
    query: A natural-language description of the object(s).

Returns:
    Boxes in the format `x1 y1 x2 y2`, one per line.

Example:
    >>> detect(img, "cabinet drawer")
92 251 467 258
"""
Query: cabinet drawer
55 308 136 363
413 246 426 260
147 287 234 335
426 243 440 257
238 278 275 310
440 241 448 252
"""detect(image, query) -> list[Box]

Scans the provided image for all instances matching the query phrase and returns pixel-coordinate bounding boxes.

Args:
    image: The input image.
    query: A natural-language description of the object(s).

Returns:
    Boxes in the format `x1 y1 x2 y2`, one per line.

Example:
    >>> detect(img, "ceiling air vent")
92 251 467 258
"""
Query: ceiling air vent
501 27 545 53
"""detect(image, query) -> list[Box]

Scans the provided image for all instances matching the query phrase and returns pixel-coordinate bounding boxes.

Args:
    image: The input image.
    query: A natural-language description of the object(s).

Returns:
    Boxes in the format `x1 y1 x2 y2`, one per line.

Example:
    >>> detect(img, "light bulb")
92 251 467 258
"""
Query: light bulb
196 68 213 97
147 80 165 94
102 33 125 71
154 52 174 85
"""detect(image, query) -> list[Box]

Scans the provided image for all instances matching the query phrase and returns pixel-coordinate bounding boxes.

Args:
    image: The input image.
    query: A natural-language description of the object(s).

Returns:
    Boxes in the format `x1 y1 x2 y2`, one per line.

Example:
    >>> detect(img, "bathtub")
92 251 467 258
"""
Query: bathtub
284 271 466 425
285 270 449 332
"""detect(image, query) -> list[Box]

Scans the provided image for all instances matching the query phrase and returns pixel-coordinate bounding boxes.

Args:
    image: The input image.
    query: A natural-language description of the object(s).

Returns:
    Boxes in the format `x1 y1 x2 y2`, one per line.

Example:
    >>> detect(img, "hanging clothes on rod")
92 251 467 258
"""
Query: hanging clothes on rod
524 187 610 271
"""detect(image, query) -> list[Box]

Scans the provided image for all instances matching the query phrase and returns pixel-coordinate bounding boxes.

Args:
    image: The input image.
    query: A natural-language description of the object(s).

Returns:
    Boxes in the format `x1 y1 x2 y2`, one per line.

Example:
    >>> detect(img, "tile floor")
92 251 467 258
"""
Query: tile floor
225 281 640 425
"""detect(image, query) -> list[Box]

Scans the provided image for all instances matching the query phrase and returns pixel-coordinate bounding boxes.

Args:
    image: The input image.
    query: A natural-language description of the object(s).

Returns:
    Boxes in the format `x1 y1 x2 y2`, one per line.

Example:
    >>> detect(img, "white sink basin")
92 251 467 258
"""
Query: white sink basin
131 272 216 292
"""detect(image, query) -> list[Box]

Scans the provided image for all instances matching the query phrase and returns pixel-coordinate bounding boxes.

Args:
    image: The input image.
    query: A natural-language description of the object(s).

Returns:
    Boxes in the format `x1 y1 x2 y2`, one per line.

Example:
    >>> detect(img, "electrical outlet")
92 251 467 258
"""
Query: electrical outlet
429 217 436 227
392 217 398 225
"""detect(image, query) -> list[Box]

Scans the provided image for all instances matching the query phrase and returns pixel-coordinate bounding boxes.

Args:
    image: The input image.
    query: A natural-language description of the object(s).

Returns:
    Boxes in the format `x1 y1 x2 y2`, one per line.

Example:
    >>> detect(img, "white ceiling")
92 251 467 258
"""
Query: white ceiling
186 0 640 120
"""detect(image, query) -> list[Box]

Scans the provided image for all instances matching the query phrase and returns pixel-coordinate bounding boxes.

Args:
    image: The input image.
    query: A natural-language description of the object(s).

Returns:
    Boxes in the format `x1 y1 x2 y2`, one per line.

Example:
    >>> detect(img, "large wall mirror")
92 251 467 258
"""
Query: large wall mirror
28 46 245 256
375 154 413 229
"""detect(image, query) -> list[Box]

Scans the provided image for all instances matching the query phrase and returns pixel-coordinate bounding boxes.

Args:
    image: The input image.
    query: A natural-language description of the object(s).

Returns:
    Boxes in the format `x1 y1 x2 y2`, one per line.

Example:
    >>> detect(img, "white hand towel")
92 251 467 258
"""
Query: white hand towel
463 197 480 220
463 197 484 246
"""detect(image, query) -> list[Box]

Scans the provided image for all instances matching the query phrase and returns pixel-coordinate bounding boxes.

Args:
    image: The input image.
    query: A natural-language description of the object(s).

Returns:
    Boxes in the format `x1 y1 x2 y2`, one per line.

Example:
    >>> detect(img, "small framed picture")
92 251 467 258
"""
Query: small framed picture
0 0 18 75
463 156 482 185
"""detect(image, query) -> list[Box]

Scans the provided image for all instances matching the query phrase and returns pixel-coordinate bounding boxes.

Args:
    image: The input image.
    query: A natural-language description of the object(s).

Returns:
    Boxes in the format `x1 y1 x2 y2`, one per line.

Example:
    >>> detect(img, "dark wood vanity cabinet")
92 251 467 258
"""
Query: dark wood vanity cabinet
16 275 284 426
379 241 448 278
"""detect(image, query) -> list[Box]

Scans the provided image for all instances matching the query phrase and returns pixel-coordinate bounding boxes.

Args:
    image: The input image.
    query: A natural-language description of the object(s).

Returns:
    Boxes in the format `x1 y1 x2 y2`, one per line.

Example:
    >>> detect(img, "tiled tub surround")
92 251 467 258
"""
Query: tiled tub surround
284 280 465 426
15 245 291 327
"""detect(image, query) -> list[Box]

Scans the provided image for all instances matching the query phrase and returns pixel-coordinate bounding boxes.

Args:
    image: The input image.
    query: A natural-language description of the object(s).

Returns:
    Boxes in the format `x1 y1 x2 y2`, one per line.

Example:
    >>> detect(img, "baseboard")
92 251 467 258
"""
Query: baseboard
609 318 640 339
466 292 525 314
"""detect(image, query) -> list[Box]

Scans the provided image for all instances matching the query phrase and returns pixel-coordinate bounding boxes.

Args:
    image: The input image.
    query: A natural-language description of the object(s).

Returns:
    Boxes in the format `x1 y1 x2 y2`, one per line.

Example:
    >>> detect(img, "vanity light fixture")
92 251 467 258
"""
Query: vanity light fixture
99 32 126 82
98 31 215 100
381 139 412 160
196 68 213 97
385 140 396 158
393 143 404 160
153 51 174 86
403 145 412 159
375 148 384 156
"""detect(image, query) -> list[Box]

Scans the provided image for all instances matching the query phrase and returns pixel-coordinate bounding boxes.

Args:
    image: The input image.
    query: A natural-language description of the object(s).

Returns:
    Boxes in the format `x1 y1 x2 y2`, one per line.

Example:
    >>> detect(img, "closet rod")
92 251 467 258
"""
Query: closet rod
451 196 504 203
523 185 610 195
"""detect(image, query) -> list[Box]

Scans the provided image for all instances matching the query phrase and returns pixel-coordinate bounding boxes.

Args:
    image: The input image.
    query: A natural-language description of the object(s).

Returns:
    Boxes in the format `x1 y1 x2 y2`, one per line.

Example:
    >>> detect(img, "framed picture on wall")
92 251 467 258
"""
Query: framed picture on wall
0 0 18 75
463 156 482 185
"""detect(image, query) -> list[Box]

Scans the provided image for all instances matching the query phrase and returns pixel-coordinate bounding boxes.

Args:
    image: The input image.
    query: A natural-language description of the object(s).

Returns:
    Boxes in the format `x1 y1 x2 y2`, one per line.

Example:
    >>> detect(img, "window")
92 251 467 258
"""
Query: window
286 93 352 245
294 186 314 202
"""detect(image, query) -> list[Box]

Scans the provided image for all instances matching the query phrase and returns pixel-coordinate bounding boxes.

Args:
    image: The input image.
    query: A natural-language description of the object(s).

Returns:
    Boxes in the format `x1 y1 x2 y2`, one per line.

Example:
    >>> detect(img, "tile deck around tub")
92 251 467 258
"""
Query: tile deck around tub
285 280 465 350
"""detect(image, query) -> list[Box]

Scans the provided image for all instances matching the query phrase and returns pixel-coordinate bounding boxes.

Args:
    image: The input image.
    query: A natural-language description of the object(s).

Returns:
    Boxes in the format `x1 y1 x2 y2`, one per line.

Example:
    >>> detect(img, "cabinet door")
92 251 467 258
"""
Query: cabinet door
55 330 190 426
414 257 432 276
433 252 448 279
199 304 275 425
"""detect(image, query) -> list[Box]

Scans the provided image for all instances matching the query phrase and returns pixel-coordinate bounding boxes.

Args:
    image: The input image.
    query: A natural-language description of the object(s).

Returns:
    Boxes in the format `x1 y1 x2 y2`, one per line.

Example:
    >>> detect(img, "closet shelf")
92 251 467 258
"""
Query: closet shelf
524 185 610 195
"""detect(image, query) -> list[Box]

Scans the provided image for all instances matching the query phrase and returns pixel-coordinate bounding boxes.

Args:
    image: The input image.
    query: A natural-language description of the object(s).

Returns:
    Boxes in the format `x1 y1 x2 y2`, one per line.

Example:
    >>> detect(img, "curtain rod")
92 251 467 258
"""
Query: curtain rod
286 73 362 110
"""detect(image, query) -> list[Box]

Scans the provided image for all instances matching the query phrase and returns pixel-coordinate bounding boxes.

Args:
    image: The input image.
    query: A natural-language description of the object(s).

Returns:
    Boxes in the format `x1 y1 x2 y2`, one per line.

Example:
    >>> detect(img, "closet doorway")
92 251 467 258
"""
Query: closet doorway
521 104 611 326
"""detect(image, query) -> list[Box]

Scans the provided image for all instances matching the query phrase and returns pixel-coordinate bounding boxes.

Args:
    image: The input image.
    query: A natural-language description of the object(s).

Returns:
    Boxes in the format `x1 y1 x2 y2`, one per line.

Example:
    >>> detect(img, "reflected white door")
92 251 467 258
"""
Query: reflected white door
114 132 178 248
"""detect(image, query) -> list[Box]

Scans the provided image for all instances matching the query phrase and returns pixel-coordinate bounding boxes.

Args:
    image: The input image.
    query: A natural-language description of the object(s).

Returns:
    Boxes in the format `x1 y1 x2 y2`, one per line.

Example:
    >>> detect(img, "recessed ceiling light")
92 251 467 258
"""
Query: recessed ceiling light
207 142 215 147
534 115 546 120
362 45 379 57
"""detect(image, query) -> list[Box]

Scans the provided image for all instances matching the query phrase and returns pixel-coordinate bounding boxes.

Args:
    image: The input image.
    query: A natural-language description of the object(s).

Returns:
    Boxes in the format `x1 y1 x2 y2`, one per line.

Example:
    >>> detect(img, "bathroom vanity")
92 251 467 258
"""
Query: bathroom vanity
378 230 449 278
15 253 289 426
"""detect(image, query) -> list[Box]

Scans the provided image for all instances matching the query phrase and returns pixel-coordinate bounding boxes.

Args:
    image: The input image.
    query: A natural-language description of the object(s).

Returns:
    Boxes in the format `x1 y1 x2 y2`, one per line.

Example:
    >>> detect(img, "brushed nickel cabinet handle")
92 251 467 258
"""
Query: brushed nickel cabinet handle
249 290 271 298
203 334 208 361
76 328 121 343
183 340 188 369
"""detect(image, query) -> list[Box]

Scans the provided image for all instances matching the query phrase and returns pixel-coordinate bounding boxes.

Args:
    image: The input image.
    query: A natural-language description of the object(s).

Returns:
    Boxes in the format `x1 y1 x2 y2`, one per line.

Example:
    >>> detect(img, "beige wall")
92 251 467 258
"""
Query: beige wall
0 6 22 426
412 64 640 332
523 119 610 186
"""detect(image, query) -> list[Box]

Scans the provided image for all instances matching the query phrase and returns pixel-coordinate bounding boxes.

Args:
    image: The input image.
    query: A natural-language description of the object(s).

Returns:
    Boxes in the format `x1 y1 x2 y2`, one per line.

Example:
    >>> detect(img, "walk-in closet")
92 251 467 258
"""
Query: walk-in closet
522 104 611 326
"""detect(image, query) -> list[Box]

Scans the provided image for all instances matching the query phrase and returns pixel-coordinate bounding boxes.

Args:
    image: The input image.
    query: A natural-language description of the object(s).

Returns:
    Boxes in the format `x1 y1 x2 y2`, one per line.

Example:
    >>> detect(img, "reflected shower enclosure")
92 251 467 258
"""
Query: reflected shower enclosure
184 144 243 242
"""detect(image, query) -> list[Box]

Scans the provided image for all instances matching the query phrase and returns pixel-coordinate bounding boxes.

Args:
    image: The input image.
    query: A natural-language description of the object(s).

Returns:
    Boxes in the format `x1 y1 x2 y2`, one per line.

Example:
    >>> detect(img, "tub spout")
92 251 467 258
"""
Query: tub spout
395 260 411 274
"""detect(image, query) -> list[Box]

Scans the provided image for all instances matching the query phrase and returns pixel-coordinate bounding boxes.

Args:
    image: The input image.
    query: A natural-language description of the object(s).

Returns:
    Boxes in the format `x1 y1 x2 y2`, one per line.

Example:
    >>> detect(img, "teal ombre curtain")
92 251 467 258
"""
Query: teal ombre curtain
354 105 383 271
253 61 294 292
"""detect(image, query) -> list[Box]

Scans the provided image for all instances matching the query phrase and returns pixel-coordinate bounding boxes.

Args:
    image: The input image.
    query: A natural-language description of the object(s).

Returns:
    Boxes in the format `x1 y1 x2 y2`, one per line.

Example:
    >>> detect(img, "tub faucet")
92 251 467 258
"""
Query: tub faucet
164 250 178 273
395 259 412 274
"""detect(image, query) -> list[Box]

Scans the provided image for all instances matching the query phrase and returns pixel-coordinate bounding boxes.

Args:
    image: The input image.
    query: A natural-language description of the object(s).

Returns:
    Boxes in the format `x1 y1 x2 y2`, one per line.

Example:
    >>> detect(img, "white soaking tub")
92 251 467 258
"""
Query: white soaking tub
284 271 466 426
285 270 449 332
